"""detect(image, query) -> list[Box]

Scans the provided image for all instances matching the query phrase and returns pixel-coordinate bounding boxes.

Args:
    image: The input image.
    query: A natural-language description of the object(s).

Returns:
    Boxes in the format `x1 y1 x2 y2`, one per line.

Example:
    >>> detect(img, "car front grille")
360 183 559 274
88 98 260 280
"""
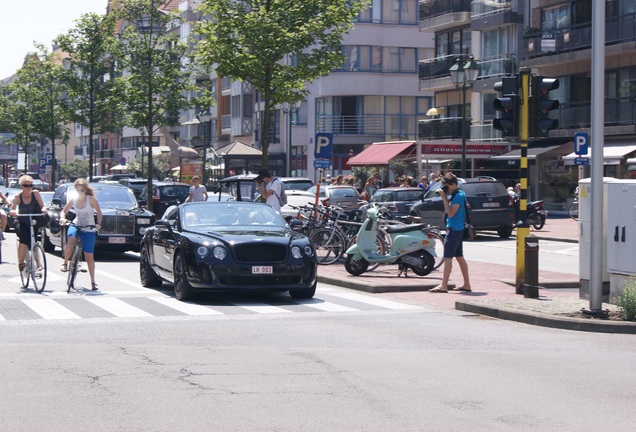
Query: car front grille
234 244 286 262
100 214 135 235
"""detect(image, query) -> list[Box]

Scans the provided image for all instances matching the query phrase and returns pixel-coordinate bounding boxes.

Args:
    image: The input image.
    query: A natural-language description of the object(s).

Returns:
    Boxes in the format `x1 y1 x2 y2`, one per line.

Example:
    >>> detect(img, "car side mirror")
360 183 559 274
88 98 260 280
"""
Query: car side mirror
52 198 61 205
155 220 172 231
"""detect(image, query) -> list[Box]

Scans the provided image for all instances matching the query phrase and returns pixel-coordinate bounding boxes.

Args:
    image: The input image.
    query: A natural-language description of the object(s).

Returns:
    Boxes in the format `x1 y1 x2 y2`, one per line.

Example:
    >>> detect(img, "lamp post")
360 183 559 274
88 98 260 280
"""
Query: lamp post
449 55 480 179
282 101 302 177
197 109 212 185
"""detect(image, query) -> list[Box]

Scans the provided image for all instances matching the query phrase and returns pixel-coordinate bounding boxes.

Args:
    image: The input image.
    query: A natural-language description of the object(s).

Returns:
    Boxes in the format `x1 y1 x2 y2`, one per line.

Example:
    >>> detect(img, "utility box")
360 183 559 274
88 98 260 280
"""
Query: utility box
578 177 617 301
607 180 636 303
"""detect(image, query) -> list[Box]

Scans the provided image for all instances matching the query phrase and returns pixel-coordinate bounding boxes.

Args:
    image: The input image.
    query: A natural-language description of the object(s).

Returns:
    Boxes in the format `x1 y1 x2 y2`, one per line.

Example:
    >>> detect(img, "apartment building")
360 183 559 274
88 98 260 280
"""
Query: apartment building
418 0 636 213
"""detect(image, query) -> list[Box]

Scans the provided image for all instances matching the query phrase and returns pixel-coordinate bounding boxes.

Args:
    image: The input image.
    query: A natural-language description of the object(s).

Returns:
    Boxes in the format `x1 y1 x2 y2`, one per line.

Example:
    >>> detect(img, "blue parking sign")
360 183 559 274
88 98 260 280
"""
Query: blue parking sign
314 133 333 160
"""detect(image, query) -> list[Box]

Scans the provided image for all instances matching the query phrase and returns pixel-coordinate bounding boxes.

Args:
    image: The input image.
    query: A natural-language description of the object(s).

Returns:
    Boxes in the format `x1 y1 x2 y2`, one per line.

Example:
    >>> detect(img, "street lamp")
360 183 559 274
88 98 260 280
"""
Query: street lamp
282 101 302 177
197 109 212 185
449 55 480 179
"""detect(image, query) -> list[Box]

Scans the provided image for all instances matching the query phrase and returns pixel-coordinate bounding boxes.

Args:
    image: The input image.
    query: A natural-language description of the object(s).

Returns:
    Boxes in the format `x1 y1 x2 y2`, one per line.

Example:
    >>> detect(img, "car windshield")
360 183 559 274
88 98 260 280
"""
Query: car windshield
462 182 506 197
160 185 190 201
181 203 286 229
67 186 137 208
372 189 422 202
283 180 313 191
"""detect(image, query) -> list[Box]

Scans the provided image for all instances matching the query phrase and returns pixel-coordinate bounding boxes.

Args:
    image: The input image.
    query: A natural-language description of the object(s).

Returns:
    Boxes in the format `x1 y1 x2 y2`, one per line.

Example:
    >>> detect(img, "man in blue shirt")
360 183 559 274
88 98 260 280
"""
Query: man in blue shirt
430 173 472 293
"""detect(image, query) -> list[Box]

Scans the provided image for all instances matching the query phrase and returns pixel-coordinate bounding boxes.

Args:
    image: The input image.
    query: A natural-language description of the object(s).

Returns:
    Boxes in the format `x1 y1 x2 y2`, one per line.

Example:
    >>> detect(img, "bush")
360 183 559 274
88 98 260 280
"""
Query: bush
617 278 636 321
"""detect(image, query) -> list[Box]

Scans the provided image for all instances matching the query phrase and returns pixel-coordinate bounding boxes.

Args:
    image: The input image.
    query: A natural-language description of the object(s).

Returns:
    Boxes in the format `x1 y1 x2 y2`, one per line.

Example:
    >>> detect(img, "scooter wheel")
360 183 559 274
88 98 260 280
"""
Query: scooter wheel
532 215 546 230
344 255 369 276
410 250 435 276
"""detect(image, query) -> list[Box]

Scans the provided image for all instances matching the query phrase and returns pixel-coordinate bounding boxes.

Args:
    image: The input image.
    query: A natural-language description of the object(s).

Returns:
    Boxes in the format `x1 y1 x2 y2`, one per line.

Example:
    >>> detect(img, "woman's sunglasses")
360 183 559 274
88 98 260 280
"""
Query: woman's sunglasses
22 184 33 188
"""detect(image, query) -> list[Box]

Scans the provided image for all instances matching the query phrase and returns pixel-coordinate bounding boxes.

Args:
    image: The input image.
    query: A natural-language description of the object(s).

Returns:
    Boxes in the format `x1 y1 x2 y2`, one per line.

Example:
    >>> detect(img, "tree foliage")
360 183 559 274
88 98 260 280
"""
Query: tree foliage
195 0 367 168
16 45 71 189
59 158 90 180
116 0 205 212
55 12 121 182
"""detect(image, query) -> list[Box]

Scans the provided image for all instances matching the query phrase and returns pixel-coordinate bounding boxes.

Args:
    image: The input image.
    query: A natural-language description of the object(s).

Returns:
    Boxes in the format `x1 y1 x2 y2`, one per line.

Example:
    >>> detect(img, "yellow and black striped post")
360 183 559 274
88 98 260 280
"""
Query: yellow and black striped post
515 68 531 294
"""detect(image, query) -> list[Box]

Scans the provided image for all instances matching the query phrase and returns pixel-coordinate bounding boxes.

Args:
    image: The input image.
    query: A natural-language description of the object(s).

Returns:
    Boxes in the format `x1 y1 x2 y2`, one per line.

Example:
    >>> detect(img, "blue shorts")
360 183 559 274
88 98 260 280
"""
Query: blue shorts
443 228 464 259
67 225 97 254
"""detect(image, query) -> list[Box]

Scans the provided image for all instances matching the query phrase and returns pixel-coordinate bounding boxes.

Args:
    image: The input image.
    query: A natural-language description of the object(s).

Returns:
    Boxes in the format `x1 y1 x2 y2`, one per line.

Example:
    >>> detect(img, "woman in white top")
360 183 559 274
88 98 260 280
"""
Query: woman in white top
59 178 103 291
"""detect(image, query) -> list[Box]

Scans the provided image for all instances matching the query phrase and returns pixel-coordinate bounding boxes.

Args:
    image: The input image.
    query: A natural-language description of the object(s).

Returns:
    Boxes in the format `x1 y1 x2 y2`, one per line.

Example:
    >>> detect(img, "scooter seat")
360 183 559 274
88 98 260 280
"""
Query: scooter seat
385 223 433 234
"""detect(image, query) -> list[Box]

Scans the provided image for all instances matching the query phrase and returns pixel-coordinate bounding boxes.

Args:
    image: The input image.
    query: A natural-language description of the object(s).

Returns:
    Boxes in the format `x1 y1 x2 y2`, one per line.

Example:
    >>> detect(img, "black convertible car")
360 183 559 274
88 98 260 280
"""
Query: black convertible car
139 201 318 301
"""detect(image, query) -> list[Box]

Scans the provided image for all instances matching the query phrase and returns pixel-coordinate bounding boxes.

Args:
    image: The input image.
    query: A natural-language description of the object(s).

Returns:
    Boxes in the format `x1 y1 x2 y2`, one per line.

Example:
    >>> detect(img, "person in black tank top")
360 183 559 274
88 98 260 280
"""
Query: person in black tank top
9 175 47 271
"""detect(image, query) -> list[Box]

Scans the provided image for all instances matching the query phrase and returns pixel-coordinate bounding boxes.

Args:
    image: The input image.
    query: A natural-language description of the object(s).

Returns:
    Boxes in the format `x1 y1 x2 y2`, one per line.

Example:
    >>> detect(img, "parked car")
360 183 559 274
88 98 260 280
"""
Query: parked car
44 182 156 253
369 187 424 217
118 178 148 199
306 184 363 211
1 187 24 231
280 190 316 220
138 181 191 218
139 201 317 301
409 177 515 238
217 174 314 201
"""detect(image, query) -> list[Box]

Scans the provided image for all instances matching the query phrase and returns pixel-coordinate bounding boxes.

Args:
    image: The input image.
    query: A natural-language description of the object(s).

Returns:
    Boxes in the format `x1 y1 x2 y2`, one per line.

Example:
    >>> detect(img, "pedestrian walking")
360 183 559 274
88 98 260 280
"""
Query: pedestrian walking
430 172 471 293
187 176 208 202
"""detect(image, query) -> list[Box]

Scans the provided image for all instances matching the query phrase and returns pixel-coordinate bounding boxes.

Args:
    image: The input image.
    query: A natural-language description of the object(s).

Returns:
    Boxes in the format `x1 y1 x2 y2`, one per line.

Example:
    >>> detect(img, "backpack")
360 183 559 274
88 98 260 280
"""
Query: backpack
274 178 288 206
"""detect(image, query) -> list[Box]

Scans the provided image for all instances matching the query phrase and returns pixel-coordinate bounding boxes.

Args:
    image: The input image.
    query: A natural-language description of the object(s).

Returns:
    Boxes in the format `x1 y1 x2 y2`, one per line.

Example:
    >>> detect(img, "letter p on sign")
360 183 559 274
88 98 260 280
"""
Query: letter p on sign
574 132 588 156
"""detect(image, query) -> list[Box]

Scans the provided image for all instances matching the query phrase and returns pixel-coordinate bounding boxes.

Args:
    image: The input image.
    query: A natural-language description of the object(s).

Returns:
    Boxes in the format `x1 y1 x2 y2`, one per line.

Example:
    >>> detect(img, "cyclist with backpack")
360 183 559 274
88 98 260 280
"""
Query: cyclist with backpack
255 169 284 213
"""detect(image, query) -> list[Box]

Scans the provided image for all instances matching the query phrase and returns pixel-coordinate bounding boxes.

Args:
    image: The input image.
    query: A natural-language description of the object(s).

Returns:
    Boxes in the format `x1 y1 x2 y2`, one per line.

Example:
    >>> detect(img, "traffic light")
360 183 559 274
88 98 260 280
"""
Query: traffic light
531 75 560 138
493 76 519 138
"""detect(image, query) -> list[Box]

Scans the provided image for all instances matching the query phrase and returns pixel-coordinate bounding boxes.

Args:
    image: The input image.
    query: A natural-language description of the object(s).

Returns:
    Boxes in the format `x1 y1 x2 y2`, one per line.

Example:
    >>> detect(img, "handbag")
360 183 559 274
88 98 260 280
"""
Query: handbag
462 196 476 241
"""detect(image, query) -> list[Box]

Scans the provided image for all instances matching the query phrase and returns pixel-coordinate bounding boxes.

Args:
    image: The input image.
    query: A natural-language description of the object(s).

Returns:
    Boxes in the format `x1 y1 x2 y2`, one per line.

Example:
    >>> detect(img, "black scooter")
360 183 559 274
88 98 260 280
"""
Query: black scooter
513 196 547 230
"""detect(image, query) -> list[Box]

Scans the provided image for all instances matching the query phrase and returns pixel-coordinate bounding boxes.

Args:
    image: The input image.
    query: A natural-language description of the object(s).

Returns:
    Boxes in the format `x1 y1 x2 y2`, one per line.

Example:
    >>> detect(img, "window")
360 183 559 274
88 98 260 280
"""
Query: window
435 27 471 57
542 4 570 30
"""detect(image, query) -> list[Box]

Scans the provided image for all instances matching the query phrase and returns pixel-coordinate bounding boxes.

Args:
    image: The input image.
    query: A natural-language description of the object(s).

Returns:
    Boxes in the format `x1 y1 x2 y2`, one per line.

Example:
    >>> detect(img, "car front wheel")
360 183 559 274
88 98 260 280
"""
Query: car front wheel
497 225 513 239
140 246 163 288
289 281 316 299
173 253 195 301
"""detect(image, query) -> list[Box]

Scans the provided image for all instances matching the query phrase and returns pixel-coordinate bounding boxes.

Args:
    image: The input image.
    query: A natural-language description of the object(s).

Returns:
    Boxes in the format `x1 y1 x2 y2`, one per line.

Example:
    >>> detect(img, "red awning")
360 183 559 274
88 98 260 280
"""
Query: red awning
347 141 415 166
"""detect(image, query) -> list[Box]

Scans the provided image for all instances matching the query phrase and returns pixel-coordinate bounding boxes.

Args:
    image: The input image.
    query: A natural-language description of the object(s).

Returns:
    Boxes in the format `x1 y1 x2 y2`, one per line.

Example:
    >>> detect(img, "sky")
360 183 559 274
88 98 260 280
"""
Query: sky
0 0 108 79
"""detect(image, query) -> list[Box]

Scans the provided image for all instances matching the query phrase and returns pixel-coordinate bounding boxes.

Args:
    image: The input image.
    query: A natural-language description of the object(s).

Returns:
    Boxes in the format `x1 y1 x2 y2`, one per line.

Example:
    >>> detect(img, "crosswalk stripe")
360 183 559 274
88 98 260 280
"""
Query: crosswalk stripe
149 297 224 315
21 299 81 320
86 297 153 318
231 302 293 314
324 292 422 310
297 300 359 312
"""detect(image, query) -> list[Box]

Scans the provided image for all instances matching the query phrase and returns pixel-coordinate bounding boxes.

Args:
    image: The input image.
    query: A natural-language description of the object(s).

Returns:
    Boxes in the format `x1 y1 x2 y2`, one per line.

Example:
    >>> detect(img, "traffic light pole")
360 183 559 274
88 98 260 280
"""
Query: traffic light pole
515 67 531 294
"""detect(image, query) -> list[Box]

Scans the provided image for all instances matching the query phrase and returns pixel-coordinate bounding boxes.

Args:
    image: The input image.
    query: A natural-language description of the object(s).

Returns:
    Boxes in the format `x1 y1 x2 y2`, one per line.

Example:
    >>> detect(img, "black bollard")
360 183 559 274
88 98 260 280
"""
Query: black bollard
524 236 540 298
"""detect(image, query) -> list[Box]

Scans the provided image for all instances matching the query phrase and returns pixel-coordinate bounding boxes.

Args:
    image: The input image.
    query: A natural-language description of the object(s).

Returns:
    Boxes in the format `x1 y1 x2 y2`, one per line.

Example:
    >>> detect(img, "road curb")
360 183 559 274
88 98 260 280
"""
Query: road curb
455 299 636 334
317 274 440 293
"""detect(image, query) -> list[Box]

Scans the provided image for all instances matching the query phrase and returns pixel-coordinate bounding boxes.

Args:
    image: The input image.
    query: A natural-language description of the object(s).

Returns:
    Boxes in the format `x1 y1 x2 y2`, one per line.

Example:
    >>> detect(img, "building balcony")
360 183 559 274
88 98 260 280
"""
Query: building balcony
522 12 636 64
548 97 636 138
418 117 470 141
470 0 521 31
96 149 114 159
316 115 385 135
419 0 471 32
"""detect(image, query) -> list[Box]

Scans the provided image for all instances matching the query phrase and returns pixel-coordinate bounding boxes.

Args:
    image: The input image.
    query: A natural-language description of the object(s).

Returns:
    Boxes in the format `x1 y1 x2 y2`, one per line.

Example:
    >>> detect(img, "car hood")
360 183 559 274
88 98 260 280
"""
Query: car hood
100 206 154 217
185 227 302 246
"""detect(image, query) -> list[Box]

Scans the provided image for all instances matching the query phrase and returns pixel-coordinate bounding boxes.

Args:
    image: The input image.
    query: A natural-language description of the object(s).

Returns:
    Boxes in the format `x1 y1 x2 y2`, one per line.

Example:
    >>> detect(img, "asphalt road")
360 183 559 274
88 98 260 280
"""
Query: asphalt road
1 233 634 431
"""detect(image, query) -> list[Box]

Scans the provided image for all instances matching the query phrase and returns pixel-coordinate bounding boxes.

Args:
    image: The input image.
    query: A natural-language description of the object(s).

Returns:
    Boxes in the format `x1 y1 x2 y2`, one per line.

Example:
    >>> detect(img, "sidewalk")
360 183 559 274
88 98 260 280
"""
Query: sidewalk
318 216 636 334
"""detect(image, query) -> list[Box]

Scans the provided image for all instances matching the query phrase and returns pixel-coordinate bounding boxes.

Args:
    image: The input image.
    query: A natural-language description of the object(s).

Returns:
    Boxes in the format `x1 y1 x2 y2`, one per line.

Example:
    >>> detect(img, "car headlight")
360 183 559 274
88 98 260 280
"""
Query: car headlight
212 246 227 260
197 246 209 257
291 246 302 259
304 245 314 257
137 218 151 225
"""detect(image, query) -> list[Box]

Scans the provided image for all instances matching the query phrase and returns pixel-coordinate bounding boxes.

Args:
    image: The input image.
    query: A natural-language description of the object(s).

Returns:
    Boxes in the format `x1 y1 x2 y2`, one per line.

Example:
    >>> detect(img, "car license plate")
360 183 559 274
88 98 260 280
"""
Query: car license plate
482 202 500 208
108 237 126 244
341 201 354 207
252 266 273 274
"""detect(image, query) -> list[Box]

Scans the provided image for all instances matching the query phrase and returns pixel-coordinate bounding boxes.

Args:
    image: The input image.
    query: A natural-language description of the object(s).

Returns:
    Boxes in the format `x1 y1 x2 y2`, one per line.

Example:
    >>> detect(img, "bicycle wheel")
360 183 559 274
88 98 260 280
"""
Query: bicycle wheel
430 231 445 271
20 250 31 289
568 202 579 220
308 227 347 265
67 245 80 293
31 243 47 293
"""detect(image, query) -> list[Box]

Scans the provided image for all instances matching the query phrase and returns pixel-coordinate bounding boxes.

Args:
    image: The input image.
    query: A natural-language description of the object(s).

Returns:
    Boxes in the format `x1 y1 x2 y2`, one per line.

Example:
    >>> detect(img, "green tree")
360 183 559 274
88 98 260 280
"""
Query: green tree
55 12 122 182
116 0 203 212
195 0 367 168
0 72 42 173
17 44 71 189
59 158 90 180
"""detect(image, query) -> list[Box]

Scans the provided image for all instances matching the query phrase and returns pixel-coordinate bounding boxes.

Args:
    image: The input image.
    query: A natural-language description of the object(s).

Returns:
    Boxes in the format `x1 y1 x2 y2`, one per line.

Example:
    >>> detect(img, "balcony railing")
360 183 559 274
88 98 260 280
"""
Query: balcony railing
557 97 636 130
96 149 114 159
419 0 471 20
418 117 471 140
523 12 636 60
419 54 460 81
470 0 510 19
316 115 386 135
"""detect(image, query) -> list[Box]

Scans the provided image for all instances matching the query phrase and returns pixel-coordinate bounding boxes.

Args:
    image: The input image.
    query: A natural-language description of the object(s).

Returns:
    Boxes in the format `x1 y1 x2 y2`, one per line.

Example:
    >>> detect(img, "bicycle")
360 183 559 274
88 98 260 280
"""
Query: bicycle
17 213 47 293
568 187 579 220
65 223 96 293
